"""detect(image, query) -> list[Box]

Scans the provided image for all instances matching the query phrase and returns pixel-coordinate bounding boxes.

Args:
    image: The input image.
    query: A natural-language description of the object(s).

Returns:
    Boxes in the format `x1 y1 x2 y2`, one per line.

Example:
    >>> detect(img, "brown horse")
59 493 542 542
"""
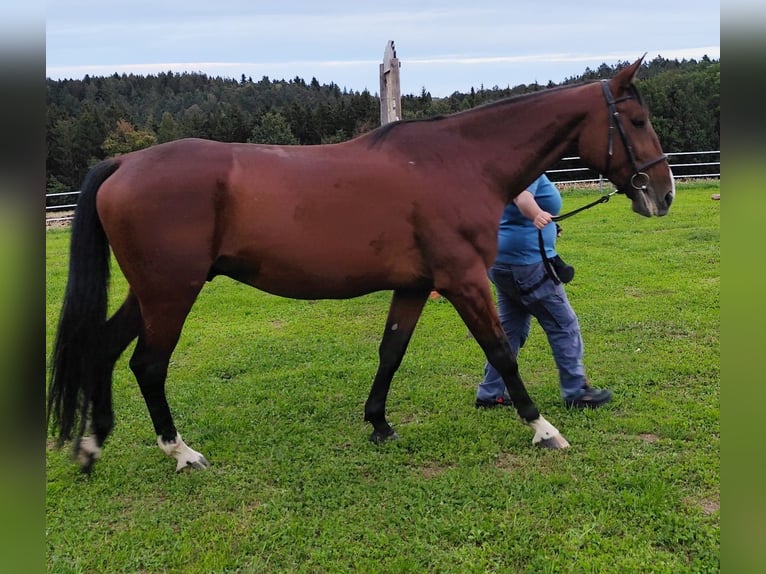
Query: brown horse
48 57 674 473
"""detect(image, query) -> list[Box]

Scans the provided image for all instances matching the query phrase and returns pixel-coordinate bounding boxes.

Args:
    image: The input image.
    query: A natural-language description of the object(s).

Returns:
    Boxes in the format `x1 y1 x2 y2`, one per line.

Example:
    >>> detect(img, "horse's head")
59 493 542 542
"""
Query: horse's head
578 56 675 217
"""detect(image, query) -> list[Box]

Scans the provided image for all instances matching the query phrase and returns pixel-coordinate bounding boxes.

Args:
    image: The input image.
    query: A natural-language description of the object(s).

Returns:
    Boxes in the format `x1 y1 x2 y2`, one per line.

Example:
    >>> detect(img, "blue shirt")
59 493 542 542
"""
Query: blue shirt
495 174 562 265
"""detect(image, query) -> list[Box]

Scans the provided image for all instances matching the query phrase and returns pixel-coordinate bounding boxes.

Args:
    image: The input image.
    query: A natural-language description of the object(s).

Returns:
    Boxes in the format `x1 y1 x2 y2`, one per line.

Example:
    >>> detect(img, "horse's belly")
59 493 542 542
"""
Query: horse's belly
211 245 426 300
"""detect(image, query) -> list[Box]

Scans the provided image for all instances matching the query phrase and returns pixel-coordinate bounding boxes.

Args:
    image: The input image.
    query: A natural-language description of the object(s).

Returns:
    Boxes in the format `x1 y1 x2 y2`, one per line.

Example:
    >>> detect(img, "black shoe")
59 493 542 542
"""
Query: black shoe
475 396 514 409
564 387 612 409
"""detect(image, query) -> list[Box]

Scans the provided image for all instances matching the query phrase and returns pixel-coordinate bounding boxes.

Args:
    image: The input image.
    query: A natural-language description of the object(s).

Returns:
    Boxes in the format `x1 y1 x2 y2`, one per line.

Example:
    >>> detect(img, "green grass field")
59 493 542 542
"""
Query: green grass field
46 182 719 573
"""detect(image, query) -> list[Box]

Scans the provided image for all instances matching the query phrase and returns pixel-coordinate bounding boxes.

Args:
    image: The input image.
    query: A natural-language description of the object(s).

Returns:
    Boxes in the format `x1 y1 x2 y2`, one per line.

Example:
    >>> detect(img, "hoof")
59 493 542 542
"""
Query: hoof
74 436 102 474
79 455 96 475
176 455 211 473
158 434 211 472
528 415 570 450
369 429 399 444
534 434 571 450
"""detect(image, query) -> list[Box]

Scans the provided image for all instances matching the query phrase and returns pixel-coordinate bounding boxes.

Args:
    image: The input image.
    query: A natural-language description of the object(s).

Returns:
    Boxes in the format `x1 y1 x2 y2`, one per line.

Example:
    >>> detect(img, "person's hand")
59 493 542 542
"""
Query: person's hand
532 211 553 230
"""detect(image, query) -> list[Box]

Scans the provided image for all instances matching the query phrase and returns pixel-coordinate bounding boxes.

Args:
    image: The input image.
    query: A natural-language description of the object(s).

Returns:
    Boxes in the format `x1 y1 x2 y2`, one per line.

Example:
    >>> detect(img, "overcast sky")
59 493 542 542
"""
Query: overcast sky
45 1 720 97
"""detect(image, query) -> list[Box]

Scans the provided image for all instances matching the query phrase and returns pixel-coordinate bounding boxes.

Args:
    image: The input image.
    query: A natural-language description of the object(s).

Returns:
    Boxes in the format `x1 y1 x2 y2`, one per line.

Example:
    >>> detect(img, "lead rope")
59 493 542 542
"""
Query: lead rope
539 180 621 284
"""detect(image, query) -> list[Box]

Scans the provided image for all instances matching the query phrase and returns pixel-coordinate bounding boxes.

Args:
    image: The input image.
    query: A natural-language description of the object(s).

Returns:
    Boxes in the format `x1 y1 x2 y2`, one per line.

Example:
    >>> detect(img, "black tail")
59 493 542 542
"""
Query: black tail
47 159 120 445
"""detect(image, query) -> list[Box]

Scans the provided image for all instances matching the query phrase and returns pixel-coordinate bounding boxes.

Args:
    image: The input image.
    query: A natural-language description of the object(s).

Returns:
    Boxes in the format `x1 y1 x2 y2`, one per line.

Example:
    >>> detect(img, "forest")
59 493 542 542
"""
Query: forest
46 55 719 196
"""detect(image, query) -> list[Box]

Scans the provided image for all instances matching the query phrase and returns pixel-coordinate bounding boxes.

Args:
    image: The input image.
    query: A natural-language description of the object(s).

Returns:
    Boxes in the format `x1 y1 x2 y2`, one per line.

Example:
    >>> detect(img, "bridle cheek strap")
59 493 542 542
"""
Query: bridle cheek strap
600 80 666 191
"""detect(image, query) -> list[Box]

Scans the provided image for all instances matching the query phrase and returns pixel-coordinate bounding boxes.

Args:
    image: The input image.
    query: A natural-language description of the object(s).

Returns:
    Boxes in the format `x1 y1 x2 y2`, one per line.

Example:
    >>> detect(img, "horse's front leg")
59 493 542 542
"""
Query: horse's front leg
442 270 570 450
365 288 430 443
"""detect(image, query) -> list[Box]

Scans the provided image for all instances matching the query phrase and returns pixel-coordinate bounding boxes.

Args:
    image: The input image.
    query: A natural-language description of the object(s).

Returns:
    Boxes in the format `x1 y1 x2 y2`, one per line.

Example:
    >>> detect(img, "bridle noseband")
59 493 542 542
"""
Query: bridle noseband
600 80 667 192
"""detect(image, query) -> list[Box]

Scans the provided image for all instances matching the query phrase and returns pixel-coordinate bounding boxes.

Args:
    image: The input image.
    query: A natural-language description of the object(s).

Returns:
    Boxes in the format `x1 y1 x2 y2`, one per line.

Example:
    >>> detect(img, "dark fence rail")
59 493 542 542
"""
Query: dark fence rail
46 150 720 225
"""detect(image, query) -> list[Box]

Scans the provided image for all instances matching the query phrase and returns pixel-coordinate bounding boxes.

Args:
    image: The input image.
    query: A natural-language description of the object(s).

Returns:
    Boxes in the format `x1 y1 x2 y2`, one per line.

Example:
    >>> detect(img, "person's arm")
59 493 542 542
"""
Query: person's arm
513 190 553 230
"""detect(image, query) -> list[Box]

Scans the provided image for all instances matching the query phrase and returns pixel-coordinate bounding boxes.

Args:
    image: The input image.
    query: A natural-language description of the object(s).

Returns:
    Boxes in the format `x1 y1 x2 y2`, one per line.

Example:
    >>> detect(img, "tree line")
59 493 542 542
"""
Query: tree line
46 55 719 197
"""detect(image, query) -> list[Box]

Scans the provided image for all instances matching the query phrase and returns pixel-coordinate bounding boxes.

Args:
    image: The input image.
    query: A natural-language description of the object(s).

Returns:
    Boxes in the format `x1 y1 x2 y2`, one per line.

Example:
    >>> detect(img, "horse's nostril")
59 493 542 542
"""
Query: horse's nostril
665 192 674 207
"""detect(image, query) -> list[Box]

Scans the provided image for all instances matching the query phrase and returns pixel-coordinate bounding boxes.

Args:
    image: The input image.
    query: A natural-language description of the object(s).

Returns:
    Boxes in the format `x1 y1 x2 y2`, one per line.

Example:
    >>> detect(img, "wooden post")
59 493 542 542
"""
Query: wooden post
379 40 401 125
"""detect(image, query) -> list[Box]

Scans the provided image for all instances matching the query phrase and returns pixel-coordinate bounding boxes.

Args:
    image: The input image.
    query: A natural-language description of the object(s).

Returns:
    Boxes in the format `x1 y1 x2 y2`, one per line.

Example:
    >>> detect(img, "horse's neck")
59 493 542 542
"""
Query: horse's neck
446 85 593 196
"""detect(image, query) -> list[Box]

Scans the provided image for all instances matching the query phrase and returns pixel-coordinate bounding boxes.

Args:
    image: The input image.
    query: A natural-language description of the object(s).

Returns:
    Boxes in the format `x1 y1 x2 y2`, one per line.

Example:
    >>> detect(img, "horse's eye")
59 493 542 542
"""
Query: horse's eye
631 118 646 128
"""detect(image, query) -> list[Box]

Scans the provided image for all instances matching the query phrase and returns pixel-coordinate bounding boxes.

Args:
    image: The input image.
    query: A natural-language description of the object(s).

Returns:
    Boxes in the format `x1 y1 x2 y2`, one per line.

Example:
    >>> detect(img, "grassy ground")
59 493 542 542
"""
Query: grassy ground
46 182 719 573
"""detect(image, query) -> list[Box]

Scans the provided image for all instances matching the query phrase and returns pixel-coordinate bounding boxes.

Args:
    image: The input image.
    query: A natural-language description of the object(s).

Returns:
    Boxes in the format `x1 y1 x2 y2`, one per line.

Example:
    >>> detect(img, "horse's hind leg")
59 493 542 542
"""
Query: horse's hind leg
76 292 142 472
365 288 430 443
130 290 210 472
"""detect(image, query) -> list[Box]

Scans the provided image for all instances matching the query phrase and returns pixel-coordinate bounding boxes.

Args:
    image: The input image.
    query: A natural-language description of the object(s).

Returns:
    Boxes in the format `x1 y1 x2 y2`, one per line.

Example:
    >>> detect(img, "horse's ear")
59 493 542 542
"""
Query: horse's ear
613 55 646 88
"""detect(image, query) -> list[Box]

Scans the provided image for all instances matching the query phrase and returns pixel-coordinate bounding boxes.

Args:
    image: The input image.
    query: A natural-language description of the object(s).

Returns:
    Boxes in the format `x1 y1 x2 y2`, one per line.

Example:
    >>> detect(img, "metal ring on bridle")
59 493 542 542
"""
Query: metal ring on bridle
630 172 650 191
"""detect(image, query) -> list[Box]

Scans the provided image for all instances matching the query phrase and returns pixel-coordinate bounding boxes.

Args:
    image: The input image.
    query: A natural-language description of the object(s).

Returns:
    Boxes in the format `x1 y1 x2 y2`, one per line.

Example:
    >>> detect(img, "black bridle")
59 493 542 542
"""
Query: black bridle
600 79 667 192
538 80 668 285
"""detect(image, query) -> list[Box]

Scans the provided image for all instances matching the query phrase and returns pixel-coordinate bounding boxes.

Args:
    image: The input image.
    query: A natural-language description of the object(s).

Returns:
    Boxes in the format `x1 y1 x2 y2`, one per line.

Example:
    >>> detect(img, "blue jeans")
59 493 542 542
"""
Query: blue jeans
477 261 588 402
